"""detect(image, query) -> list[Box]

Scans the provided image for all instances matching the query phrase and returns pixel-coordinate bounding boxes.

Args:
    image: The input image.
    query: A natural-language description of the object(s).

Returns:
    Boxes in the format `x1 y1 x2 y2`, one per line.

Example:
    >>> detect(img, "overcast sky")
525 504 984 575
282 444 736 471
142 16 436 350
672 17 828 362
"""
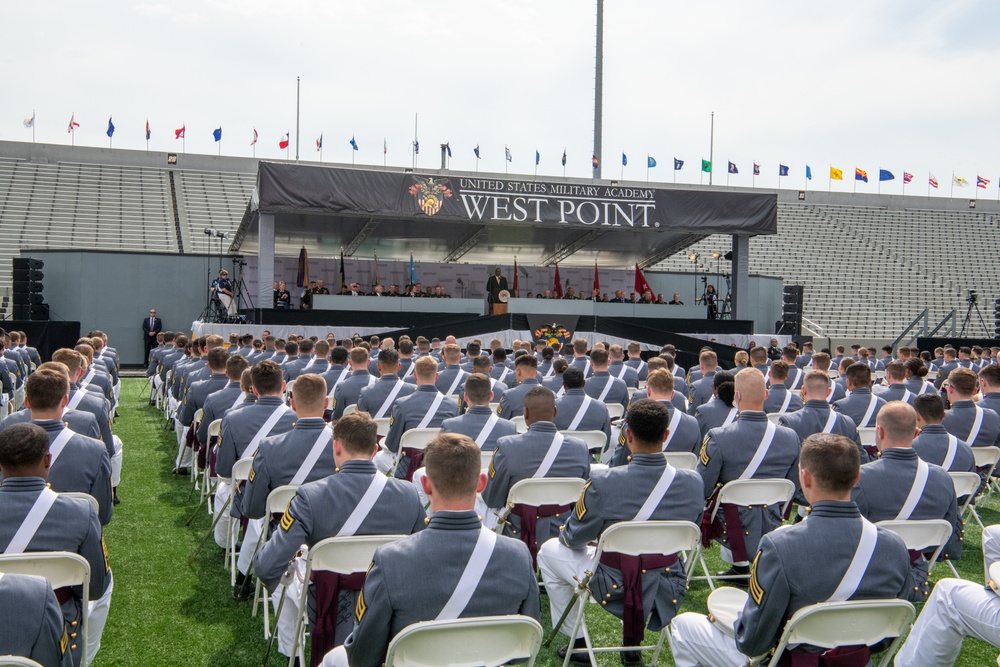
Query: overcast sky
3 0 999 193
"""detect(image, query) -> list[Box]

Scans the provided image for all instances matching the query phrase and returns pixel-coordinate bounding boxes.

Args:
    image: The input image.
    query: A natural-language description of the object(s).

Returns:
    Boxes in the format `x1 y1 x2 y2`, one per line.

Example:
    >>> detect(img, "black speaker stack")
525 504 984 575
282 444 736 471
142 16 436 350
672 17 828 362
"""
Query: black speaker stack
11 257 49 321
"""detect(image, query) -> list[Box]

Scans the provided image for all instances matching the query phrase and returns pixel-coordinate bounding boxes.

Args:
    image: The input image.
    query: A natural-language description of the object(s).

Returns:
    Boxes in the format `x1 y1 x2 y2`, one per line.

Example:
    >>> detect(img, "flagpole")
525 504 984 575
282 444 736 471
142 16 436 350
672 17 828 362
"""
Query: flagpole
413 113 418 169
383 138 387 169
708 111 714 186
950 171 954 199
927 172 930 198
32 110 35 144
828 165 832 193
646 154 649 185
182 123 185 154
295 76 301 163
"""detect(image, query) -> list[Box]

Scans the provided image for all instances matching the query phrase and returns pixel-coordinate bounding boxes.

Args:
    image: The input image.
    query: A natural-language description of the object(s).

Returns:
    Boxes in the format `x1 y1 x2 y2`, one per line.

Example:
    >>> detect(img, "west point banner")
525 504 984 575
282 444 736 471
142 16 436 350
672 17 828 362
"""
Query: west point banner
256 162 776 235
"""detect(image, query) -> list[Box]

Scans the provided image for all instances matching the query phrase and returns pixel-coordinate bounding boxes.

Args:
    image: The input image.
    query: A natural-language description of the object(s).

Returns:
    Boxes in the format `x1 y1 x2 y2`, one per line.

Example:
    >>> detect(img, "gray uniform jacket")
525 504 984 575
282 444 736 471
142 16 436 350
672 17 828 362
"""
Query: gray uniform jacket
608 361 640 388
934 360 959 388
281 356 307 381
0 478 110 667
610 401 701 467
1 409 102 442
197 380 243 445
36 420 113 526
688 371 717 413
178 372 229 427
320 364 351 395
944 399 1000 448
332 370 377 420
67 385 113 459
874 383 918 405
541 374 564 391
561 454 703 632
833 387 886 428
734 501 913 658
242 418 337 520
570 356 592 377
496 377 542 420
554 388 612 446
625 357 649 381
912 424 976 472
762 384 803 414
434 365 469 396
852 447 963 601
356 375 416 419
694 398 739 437
440 405 518 451
979 392 1000 416
779 400 867 463
491 366 517 387
343 511 539 667
584 372 629 409
0 572 73 667
383 385 458 479
216 396 297 478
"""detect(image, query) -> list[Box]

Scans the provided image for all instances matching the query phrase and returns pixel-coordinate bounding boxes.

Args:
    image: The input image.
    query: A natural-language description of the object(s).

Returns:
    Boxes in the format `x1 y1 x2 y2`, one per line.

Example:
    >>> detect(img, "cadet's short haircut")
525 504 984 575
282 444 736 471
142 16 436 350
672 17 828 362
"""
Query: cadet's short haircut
330 346 349 365
885 361 906 382
811 352 831 372
466 342 480 357
959 346 972 356
226 355 250 380
207 347 229 371
206 334 225 349
845 363 872 387
750 346 768 363
313 340 330 357
699 350 718 369
562 366 585 389
37 362 71 381
876 401 917 444
803 370 831 396
628 341 641 354
552 358 568 374
0 423 51 471
800 433 860 494
51 349 83 375
413 356 438 381
291 373 326 410
645 369 674 394
424 433 481 499
264 336 276 346
769 360 790 382
949 368 978 396
590 348 609 366
349 347 370 366
625 399 670 451
513 350 527 360
913 393 946 423
647 356 667 372
240 368 253 393
334 412 378 456
164 332 176 343
944 348 957 360
398 339 414 355
372 346 397 369
472 356 491 371
523 385 556 419
514 354 538 370
979 365 1000 388
463 373 492 404
573 339 589 355
782 345 799 360
25 369 69 411
493 348 508 362
75 343 94 362
250 360 284 395
296 339 314 355
284 341 299 356
440 344 461 364
609 344 625 359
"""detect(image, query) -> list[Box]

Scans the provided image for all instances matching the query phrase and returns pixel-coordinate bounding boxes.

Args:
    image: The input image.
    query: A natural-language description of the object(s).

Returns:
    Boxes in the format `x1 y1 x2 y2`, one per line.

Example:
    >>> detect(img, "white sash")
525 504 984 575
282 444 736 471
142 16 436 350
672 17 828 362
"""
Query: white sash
578 359 590 376
289 424 334 485
555 387 565 399
330 367 350 393
374 380 407 419
634 464 677 521
902 389 913 403
739 422 777 479
544 364 555 378
568 396 594 431
436 528 497 620
247 404 290 456
402 360 416 378
6 489 59 554
860 394 879 427
828 519 878 602
597 377 615 402
942 435 959 470
303 358 315 370
48 427 76 466
474 413 501 448
616 365 629 380
721 406 738 427
67 389 87 411
788 369 803 390
445 370 467 396
336 474 389 536
497 367 510 385
778 390 793 413
968 406 985 445
636 360 647 376
662 406 683 448
533 434 565 478
230 392 247 410
895 459 929 521
918 382 932 395
821 410 838 433
416 393 446 429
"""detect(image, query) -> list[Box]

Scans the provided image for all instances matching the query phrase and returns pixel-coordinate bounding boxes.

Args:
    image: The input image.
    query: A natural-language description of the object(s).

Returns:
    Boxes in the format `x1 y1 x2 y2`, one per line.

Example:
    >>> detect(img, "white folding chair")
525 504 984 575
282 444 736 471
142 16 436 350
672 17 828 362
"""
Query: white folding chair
626 387 638 398
637 381 647 390
481 450 495 472
493 477 587 538
489 402 501 413
390 428 441 478
559 520 703 667
696 478 796 590
374 417 391 438
662 451 699 470
0 552 91 664
560 429 607 456
253 485 300 638
605 403 625 420
789 389 802 399
284 380 295 404
951 470 985 530
973 446 1000 497
60 492 99 516
288 535 405 667
766 413 783 424
227 456 255 585
385 615 543 667
876 518 954 576
342 403 358 416
746 599 915 667
202 419 223 503
511 416 528 433
858 427 876 447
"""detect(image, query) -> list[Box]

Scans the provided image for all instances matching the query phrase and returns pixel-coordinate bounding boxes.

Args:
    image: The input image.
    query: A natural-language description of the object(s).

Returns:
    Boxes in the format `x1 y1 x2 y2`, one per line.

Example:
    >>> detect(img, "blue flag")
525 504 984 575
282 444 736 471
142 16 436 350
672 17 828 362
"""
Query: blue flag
778 164 789 177
728 161 738 174
806 165 812 180
474 145 480 159
879 169 894 182
413 140 419 154
213 127 222 142
446 142 452 158
536 150 540 166
106 117 115 138
648 156 656 168
409 254 417 284
561 149 567 166
674 158 684 170
753 163 760 176
350 136 359 151
622 152 627 167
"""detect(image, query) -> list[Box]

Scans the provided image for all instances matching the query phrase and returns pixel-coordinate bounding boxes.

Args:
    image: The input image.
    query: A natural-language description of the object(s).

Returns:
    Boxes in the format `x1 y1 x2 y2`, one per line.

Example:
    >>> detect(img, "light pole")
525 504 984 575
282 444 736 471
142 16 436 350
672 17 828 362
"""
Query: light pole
689 253 700 303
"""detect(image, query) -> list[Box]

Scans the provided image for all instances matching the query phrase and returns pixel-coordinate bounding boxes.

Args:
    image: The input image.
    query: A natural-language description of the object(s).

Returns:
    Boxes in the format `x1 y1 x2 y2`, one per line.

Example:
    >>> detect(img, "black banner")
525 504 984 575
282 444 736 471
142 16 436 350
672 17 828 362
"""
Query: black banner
257 163 776 235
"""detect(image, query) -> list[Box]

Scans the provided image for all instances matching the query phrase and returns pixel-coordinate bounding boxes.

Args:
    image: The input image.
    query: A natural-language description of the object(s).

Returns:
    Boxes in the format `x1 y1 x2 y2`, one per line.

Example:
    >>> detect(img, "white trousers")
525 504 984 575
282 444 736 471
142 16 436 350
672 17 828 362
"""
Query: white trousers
110 435 123 487
669 612 746 667
536 538 594 640
174 419 192 469
86 570 114 666
238 517 265 575
372 450 394 474
321 646 348 667
15 385 25 411
213 481 232 549
272 556 307 657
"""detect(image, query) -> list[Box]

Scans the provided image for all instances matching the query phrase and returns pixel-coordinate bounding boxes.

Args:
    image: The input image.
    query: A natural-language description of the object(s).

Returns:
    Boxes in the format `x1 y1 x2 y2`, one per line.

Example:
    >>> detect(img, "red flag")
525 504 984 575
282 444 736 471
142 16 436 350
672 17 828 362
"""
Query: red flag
279 132 290 149
593 262 600 293
512 259 519 298
553 263 563 298
174 125 185 139
634 264 652 295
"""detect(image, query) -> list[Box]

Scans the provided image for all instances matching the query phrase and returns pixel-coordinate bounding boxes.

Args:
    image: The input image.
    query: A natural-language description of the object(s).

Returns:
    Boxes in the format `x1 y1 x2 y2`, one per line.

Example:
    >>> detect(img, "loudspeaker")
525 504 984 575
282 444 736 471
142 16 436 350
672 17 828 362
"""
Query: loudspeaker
778 285 804 335
10 257 48 320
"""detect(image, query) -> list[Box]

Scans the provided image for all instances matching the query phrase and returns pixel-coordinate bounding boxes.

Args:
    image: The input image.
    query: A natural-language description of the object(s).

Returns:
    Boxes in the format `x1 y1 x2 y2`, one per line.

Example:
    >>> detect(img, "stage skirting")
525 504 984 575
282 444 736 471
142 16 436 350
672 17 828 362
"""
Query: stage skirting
3 321 81 362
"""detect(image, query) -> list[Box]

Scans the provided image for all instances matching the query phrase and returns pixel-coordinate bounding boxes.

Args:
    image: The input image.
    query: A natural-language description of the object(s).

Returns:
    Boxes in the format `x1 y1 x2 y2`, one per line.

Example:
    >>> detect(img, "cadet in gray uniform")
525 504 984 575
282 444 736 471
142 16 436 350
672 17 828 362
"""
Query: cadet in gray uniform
978 364 1000 415
934 348 960 389
331 348 377 420
434 344 469 396
541 358 568 390
583 348 630 409
834 363 886 428
624 342 649 380
608 345 640 388
535 347 554 380
379 356 458 480
779 371 867 462
441 373 516 451
762 361 803 414
568 338 593 377
943 368 1000 447
688 349 720 413
671 433 913 667
538 399 704 666
496 354 543 419
254 411 426 659
23 370 113 526
302 340 331 378
50 350 114 462
912 394 976 472
874 360 918 404
699 368 801 578
196 354 249 446
329 434 540 667
554 367 611 448
693 372 739 437
0 423 113 667
0 572 73 667
319 346 350 396
175 348 230 470
356 348 416 419
459 355 507 409
611 370 701 465
852 401 963 602
281 340 310 381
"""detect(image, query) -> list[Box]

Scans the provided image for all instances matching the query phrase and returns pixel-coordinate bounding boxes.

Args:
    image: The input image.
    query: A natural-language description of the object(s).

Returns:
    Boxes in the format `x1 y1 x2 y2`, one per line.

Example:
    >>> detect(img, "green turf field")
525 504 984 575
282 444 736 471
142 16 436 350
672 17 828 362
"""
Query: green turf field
95 378 999 666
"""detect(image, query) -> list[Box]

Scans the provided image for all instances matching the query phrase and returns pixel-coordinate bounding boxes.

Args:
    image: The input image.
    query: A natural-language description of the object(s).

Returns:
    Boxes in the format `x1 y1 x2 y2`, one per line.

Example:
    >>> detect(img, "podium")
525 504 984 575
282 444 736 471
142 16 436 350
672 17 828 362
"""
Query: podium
491 303 508 316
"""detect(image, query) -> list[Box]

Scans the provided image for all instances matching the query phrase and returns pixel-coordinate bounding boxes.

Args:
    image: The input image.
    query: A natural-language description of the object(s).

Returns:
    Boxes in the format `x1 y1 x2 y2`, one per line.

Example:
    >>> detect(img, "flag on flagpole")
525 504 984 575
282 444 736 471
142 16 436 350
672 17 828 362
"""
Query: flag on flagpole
728 161 738 174
977 175 991 189
903 172 913 184
954 175 969 187
878 169 894 182
446 142 452 158
592 155 599 168
146 119 151 141
535 150 540 166
634 264 652 295
553 263 563 299
339 250 347 290
806 165 812 180
647 156 656 168
778 164 789 176
23 113 35 128
383 138 387 155
513 258 519 297
67 113 80 133
562 149 567 166
505 146 512 162
701 159 711 173
593 262 600 293
622 152 628 167
474 145 480 159
753 162 760 176
413 139 419 154
295 247 309 295
106 117 115 138
316 134 323 151
830 167 844 180
349 135 358 151
279 133 290 149
929 173 939 189
174 125 185 139
372 254 380 287
250 128 258 146
855 168 869 183
674 158 684 170
409 254 417 284
212 127 222 142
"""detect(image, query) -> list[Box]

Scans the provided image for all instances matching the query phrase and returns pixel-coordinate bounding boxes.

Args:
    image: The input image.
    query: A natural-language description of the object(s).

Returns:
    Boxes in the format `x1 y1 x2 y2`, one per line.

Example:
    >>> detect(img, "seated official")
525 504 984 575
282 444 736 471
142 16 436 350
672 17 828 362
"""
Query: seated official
912 394 976 472
538 399 703 665
326 434 540 667
0 572 73 667
554 367 612 447
670 433 913 667
611 370 701 465
762 361 802 414
274 280 291 309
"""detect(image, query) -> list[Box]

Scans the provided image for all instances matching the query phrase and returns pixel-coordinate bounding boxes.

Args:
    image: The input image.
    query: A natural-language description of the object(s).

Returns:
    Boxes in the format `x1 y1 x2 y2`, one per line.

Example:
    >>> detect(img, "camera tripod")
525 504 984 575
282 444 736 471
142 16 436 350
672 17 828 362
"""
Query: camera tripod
959 296 989 338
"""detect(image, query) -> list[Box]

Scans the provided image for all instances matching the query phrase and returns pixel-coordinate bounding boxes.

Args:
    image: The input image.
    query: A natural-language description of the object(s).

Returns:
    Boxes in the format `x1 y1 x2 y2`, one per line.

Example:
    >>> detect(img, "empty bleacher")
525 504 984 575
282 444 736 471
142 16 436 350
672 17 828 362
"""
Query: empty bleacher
174 170 256 252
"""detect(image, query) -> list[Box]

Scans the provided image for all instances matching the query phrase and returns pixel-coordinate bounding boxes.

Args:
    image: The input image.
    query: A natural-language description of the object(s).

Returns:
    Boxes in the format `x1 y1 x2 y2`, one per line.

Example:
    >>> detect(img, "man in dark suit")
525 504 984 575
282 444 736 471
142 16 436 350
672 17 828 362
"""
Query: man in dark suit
142 308 162 363
487 267 508 304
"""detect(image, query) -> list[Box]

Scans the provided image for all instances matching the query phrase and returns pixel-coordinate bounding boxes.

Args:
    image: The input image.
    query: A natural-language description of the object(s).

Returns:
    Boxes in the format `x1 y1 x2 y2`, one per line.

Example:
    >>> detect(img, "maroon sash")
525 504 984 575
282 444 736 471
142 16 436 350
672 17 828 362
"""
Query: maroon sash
700 500 750 563
777 645 870 667
54 586 73 605
401 448 424 481
510 503 572 569
598 551 677 646
310 570 367 667
863 445 878 458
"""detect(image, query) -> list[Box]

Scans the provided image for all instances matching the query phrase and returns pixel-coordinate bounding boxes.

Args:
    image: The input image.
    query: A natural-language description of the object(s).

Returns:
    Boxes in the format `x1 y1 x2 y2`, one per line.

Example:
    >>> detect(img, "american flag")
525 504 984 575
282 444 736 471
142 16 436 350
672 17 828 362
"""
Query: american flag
929 174 939 189
977 175 990 189
903 172 913 184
